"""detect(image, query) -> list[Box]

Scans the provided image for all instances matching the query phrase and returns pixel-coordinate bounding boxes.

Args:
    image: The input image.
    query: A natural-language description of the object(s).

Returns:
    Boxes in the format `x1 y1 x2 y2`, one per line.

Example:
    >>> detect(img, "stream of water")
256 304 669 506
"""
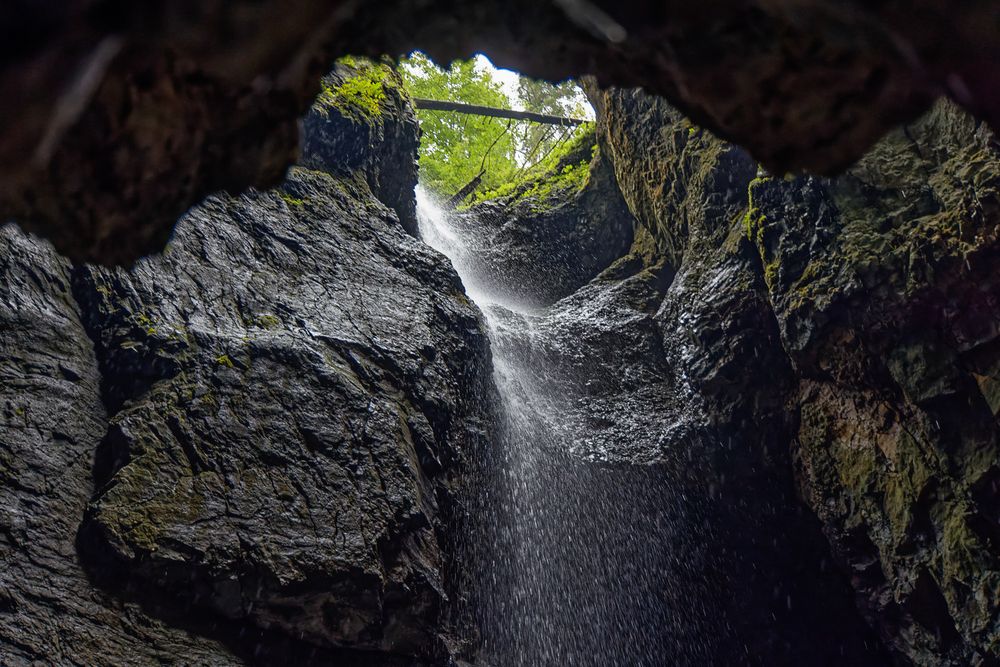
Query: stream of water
416 188 721 666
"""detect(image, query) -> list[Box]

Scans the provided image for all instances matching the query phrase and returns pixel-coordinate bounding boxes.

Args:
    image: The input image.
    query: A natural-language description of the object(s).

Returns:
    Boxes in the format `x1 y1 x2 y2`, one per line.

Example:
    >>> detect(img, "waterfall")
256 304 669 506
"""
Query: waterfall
416 188 721 665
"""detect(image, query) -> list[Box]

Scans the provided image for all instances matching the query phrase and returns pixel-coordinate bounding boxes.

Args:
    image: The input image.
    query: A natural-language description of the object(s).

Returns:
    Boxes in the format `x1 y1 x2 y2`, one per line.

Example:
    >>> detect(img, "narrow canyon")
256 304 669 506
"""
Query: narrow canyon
2 4 1000 666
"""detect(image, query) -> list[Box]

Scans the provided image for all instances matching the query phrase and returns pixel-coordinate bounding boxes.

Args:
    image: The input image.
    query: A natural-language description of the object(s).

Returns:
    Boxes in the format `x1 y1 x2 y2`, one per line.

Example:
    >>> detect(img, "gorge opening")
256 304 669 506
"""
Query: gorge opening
3 9 1000 665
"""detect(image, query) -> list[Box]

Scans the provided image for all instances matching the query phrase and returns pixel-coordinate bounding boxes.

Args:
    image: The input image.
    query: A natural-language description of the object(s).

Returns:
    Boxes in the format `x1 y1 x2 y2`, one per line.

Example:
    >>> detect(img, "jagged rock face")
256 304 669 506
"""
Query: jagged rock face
453 134 635 307
0 227 261 666
749 102 1000 665
0 64 491 664
595 80 1000 665
76 165 490 661
5 0 1000 264
573 90 889 663
302 62 421 234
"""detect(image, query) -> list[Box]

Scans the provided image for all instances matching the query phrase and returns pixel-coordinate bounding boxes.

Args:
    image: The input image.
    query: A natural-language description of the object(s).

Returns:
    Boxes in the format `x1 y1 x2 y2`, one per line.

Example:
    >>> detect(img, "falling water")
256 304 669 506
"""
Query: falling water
416 188 727 665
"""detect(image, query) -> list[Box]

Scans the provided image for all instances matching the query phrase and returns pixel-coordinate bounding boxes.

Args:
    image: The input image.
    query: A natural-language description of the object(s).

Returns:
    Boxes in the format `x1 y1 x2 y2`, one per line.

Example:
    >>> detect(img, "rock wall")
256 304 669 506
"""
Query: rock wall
528 87 888 664
0 224 255 666
0 63 491 665
454 126 636 307
754 103 1000 665
591 83 1000 664
2 45 999 666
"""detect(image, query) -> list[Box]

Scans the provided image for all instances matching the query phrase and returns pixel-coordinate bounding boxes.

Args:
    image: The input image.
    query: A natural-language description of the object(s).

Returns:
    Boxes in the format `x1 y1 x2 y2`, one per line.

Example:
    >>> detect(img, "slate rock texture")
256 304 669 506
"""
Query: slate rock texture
76 162 491 661
0 61 492 665
749 102 1000 665
0 225 266 666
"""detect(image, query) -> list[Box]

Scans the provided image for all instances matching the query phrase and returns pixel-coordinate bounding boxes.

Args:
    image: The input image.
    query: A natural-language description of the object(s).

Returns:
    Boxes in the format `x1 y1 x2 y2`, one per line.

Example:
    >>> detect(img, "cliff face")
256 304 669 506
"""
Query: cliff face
474 89 887 664
590 84 1000 665
453 127 636 307
0 64 491 665
0 226 257 665
755 104 1000 665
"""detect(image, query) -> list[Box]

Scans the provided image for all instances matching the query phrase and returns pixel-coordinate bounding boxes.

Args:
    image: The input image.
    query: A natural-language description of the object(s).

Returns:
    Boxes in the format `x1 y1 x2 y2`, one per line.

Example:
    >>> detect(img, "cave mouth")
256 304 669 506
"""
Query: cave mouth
4 10 997 663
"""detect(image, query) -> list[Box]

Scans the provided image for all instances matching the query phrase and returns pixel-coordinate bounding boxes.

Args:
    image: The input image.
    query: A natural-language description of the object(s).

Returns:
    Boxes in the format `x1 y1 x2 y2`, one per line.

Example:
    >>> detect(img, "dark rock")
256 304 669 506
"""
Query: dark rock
532 90 891 664
75 161 491 661
591 80 1000 665
595 81 1000 664
749 100 1000 665
450 131 635 307
1 15 999 665
302 61 421 235
0 60 492 664
0 225 251 666
5 1 1000 263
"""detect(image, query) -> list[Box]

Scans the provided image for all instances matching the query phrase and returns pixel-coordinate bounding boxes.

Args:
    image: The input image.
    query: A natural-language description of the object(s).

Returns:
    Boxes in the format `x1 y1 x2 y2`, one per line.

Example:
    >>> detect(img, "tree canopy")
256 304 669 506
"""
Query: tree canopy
399 52 591 201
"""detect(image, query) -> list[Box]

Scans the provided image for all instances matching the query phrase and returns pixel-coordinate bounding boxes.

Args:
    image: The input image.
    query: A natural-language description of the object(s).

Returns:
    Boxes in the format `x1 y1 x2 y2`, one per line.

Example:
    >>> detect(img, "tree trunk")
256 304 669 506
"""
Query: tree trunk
412 98 585 126
445 170 486 210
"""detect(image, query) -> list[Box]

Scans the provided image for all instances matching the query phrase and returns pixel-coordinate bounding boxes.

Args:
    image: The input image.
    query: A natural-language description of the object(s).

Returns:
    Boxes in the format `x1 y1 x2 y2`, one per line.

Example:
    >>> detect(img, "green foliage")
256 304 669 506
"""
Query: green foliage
400 53 519 196
399 52 592 200
318 59 392 121
515 77 590 165
477 122 597 208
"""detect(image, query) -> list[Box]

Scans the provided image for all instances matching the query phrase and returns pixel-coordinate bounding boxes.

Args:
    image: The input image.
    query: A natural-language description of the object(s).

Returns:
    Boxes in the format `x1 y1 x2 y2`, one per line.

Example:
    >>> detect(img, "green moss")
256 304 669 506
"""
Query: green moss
104 460 210 553
215 354 235 369
742 174 786 289
279 192 305 207
743 176 772 240
938 500 986 583
743 206 762 241
515 159 591 208
317 59 393 121
477 122 597 209
131 312 159 336
255 314 281 329
763 259 780 289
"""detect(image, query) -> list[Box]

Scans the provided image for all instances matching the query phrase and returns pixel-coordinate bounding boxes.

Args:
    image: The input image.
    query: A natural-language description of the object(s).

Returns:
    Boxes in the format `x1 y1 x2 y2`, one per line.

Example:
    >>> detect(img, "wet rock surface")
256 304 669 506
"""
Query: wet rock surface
302 62 421 235
5 0 1000 263
2 33 1000 666
592 83 1000 664
452 135 635 308
75 163 490 661
0 226 255 666
0 63 491 665
450 92 888 663
749 101 1000 665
